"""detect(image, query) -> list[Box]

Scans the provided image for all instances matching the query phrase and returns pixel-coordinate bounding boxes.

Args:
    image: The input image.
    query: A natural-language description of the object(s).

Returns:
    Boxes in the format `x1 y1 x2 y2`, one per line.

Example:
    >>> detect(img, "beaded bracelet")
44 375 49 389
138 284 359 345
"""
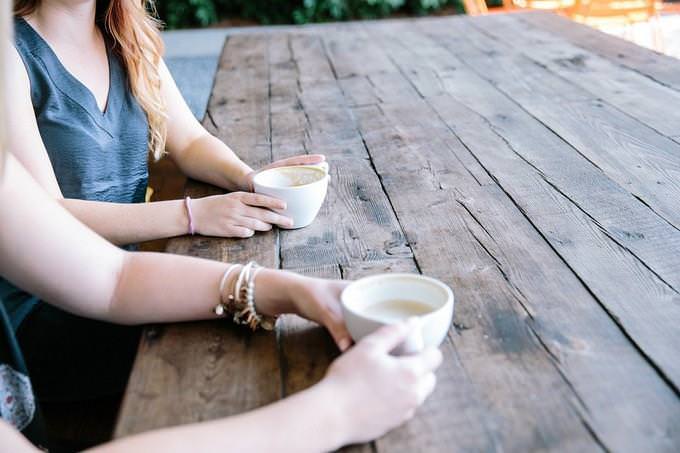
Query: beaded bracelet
214 264 239 317
213 261 278 331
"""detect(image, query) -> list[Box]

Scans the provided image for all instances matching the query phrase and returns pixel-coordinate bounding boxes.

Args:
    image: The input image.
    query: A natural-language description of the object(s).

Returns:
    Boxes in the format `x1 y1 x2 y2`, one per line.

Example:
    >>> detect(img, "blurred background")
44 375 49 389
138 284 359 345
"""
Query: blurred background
156 0 471 29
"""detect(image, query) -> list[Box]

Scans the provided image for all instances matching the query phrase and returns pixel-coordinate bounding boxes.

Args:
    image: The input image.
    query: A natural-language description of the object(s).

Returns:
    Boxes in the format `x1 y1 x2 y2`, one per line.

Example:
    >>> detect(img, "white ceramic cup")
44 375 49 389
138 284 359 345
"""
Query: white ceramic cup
341 273 454 355
253 163 330 229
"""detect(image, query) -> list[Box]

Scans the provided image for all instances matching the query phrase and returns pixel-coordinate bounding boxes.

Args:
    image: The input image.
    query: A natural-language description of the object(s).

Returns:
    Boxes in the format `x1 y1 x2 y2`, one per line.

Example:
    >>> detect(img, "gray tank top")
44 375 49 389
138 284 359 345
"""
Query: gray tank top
13 17 149 203
1 18 151 330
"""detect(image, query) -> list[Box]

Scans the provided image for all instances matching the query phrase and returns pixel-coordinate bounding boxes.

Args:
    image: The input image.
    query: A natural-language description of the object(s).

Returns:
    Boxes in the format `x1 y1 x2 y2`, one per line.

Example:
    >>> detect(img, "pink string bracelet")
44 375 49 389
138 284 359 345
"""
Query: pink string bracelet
184 196 196 235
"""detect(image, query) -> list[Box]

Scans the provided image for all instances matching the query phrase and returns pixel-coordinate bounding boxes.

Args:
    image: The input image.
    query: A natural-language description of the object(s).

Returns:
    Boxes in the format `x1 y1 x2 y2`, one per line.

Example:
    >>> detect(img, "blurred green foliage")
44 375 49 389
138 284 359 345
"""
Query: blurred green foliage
154 0 464 29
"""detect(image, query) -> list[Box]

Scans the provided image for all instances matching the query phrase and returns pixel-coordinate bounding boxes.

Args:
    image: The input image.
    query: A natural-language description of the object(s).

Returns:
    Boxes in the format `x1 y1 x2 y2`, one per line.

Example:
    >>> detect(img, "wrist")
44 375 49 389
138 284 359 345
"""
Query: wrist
306 379 351 451
253 269 303 316
223 161 254 192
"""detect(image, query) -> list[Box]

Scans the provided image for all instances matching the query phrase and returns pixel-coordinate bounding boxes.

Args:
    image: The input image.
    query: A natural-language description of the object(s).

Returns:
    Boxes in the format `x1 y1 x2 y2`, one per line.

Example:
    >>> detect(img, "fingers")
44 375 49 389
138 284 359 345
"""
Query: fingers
399 348 443 377
238 192 287 210
225 226 254 238
236 216 272 232
359 319 416 353
263 154 326 170
325 313 352 352
242 206 294 228
416 372 437 405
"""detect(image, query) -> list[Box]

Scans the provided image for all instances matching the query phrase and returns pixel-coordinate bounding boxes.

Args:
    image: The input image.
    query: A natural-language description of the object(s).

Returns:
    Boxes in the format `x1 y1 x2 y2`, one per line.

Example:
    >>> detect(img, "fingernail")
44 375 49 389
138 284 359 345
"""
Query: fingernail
339 338 351 351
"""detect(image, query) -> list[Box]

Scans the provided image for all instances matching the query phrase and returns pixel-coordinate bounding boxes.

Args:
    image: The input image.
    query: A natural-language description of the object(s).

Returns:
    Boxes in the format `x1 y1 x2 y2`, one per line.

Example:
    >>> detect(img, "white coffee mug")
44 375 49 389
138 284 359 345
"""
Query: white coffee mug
253 163 330 229
341 273 454 355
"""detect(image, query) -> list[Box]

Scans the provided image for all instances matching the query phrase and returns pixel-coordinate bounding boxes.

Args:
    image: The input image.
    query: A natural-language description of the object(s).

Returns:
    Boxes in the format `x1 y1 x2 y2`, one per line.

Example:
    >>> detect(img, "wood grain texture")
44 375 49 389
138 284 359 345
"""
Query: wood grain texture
521 12 680 92
472 14 680 138
407 20 680 388
357 22 680 451
117 15 680 452
422 17 680 232
322 26 602 452
115 35 281 437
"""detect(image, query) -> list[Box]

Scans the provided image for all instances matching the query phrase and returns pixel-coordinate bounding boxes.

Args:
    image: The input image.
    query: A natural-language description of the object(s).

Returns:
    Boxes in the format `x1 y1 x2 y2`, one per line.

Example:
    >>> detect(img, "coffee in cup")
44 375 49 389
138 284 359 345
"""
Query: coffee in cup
341 273 454 354
253 163 330 229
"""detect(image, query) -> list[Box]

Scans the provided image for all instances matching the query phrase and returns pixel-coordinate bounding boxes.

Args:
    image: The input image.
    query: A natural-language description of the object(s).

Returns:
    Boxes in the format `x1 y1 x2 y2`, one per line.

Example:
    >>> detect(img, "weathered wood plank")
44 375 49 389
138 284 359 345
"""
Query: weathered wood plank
323 23 396 79
268 33 412 272
469 14 680 139
399 25 680 386
323 26 606 452
269 33 422 453
358 23 680 451
115 35 281 438
419 19 680 282
114 322 280 436
351 105 601 452
358 98 680 452
373 20 680 298
423 19 680 287
119 17 680 452
443 46 680 232
521 12 680 92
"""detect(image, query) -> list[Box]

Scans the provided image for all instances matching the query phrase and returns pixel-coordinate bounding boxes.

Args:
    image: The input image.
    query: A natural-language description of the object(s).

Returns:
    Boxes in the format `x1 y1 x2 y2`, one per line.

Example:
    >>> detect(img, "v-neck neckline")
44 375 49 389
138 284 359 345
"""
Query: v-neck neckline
17 17 118 118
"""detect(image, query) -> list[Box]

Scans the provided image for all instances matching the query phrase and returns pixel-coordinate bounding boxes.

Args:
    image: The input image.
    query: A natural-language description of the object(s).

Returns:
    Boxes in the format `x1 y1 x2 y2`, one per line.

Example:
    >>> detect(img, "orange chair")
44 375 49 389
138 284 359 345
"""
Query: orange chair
513 0 576 10
461 0 515 16
567 0 663 50
569 0 659 24
462 0 574 16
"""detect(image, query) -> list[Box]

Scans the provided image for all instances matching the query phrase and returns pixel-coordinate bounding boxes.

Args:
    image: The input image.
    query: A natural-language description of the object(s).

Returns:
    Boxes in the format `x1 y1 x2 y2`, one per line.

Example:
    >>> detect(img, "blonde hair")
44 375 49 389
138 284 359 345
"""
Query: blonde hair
14 0 167 160
0 0 9 175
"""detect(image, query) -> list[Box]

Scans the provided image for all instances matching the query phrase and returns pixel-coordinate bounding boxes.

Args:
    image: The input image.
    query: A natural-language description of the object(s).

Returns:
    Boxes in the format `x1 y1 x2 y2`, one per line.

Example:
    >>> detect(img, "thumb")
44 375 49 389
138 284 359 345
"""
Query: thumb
325 313 352 352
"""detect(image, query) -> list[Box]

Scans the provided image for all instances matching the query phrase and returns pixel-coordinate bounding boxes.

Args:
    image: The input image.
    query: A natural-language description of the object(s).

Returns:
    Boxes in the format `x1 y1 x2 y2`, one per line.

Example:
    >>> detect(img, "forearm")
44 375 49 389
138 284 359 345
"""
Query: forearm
108 252 298 324
61 198 190 245
172 133 252 192
88 380 344 453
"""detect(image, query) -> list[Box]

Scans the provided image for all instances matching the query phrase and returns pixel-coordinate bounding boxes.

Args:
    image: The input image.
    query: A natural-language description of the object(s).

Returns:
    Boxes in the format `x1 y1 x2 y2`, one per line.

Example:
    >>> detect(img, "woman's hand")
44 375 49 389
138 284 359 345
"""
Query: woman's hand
191 192 293 238
288 276 352 351
320 321 443 447
239 154 326 192
254 271 352 351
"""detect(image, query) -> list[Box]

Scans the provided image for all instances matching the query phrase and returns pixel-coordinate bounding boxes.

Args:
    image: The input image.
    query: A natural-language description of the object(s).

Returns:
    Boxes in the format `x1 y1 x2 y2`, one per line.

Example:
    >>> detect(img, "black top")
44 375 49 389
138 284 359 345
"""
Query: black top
0 300 47 447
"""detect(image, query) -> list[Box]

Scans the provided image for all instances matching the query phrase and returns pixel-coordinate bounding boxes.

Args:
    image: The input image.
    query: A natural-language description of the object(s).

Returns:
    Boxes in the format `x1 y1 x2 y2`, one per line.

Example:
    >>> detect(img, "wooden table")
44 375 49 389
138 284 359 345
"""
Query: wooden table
115 12 680 452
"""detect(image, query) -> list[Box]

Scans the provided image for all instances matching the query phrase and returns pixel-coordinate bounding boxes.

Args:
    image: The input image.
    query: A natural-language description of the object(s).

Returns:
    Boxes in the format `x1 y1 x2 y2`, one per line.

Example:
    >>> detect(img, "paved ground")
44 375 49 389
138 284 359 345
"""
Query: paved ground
163 29 229 119
162 13 680 120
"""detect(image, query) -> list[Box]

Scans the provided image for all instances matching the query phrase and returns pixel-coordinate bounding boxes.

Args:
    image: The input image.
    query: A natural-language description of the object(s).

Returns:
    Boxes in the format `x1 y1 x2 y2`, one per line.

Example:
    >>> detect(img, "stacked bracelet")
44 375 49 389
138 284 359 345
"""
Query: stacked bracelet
213 261 278 331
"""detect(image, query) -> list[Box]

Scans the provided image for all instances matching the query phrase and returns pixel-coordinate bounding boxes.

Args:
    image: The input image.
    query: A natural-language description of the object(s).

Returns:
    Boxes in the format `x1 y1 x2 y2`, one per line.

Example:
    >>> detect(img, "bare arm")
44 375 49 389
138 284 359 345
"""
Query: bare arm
0 319 442 453
89 381 344 453
0 154 347 343
160 59 252 191
6 47 292 244
161 58 325 192
0 159 441 452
